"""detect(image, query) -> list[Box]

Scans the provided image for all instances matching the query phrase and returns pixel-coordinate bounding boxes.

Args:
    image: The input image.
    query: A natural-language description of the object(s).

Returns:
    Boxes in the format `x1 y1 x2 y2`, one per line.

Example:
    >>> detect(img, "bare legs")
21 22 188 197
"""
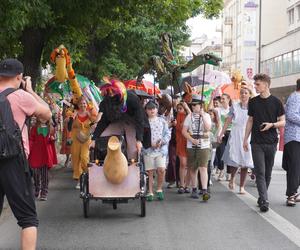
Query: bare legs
179 156 187 187
190 166 208 189
147 167 165 193
21 227 37 250
229 167 249 193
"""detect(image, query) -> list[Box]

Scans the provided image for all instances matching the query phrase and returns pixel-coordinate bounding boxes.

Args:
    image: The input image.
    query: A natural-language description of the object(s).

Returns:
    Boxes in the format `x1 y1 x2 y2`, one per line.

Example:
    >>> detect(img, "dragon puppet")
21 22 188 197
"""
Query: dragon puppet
136 33 222 94
44 45 101 118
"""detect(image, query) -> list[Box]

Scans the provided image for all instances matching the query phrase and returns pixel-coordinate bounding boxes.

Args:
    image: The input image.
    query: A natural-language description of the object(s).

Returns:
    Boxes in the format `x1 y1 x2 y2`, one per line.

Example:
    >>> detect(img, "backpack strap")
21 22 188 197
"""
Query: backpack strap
0 88 18 98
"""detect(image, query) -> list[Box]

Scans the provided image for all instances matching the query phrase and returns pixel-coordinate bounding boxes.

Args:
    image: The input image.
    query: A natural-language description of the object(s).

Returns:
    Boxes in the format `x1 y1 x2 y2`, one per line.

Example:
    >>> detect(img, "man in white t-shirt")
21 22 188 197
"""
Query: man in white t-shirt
182 95 212 201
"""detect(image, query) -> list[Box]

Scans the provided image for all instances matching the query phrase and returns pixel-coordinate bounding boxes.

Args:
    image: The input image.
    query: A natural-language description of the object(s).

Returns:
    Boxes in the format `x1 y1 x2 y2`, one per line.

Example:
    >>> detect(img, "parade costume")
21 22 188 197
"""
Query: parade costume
29 125 57 200
71 114 92 180
93 80 144 160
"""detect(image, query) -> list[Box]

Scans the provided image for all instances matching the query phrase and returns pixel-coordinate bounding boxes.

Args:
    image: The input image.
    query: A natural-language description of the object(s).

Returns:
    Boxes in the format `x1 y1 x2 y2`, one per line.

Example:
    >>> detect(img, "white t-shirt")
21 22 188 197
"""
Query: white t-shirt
183 112 211 149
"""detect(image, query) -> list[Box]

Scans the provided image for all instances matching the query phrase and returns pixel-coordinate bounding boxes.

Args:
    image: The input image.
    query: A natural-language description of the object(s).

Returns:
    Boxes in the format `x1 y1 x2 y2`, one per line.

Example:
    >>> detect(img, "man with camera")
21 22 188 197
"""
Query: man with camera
243 73 285 212
0 58 51 249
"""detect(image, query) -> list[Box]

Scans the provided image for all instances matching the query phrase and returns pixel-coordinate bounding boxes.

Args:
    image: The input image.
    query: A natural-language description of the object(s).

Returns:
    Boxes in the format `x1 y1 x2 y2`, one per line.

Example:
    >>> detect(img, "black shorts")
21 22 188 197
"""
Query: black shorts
0 156 38 229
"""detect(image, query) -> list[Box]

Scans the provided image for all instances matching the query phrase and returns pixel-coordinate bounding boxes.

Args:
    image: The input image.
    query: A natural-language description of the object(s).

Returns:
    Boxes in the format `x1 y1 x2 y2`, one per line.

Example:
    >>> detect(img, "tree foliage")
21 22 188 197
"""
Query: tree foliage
0 0 223 87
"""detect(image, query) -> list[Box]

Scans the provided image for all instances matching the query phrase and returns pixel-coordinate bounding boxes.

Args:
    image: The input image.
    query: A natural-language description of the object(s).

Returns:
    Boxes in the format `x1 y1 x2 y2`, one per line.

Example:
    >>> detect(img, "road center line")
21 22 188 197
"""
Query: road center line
215 179 300 248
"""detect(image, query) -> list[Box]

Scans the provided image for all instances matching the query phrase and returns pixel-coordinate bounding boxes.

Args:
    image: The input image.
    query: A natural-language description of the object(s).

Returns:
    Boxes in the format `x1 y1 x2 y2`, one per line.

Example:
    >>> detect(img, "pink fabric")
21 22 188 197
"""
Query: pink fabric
0 87 39 157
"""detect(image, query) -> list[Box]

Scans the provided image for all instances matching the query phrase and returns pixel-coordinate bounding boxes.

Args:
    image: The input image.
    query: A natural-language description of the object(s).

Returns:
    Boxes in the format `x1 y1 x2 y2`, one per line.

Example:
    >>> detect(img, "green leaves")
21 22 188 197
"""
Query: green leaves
0 0 222 84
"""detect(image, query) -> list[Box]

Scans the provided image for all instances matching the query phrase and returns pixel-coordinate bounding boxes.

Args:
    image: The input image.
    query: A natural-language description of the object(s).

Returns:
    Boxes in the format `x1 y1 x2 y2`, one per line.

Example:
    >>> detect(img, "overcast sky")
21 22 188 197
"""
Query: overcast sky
186 15 222 40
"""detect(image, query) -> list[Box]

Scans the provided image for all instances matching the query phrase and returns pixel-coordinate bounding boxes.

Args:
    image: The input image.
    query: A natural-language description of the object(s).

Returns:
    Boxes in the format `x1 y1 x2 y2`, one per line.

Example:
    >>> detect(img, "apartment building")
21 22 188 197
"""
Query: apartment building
260 0 300 99
222 0 258 82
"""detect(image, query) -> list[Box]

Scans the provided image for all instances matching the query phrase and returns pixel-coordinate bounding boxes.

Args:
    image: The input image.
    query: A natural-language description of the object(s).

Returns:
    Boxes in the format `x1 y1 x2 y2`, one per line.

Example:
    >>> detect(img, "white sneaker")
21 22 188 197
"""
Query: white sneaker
209 180 213 186
75 182 80 189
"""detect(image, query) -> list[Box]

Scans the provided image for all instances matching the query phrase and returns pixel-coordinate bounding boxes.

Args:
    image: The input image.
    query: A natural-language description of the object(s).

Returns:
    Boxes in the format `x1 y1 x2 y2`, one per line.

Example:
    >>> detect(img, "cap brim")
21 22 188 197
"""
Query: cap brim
0 72 19 77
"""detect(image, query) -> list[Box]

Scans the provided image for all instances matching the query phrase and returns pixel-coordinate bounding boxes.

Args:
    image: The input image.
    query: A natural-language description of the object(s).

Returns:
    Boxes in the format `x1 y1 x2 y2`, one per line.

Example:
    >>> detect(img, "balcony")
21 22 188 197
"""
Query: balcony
224 16 233 25
224 38 232 47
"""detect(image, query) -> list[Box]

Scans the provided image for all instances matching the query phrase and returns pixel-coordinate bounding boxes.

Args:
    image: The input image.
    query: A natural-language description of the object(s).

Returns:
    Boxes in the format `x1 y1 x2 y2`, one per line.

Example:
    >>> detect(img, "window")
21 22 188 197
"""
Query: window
274 56 282 77
282 52 292 75
297 5 300 21
293 49 300 72
288 9 294 25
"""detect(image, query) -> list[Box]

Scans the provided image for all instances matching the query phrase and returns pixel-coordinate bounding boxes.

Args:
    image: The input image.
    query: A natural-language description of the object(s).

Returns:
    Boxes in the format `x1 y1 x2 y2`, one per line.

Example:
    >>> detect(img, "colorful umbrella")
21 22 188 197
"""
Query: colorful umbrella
124 79 161 95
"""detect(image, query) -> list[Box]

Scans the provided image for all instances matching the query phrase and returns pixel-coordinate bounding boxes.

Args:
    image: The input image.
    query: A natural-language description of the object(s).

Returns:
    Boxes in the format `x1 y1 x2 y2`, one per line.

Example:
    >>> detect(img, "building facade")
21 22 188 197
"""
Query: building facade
222 0 258 82
260 0 300 99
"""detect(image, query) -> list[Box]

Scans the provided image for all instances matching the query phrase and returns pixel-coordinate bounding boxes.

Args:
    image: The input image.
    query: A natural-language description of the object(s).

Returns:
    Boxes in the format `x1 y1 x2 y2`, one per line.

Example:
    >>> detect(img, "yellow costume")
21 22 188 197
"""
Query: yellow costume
71 116 92 179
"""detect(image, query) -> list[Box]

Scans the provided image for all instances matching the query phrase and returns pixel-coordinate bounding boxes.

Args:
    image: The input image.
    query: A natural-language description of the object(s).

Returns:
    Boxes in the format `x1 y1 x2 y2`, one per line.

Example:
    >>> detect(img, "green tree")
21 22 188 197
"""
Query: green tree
0 0 223 88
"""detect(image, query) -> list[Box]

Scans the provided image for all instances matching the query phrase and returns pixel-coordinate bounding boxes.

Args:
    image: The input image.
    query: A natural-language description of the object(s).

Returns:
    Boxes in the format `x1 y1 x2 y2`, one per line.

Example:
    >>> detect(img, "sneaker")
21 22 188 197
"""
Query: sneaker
146 193 154 201
209 180 213 186
184 187 191 193
198 189 203 195
191 188 199 199
167 182 176 189
260 200 269 212
202 190 211 201
218 170 224 181
287 195 297 207
39 196 47 201
178 187 185 194
156 191 164 200
75 182 80 190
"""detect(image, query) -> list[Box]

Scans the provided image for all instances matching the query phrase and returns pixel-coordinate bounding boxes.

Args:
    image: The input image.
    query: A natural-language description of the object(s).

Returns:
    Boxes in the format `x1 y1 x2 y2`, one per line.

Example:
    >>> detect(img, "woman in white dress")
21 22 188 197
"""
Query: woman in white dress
218 86 253 194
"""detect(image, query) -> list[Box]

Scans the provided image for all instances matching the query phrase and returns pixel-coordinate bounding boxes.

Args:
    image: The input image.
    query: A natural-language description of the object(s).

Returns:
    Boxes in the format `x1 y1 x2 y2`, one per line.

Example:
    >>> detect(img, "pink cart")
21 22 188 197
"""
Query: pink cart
79 157 147 218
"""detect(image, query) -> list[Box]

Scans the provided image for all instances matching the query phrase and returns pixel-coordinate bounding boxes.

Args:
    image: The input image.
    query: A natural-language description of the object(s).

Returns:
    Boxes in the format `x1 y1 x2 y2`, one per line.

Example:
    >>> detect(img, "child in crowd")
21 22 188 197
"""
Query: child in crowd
143 101 171 201
182 95 212 201
176 101 191 194
29 118 57 201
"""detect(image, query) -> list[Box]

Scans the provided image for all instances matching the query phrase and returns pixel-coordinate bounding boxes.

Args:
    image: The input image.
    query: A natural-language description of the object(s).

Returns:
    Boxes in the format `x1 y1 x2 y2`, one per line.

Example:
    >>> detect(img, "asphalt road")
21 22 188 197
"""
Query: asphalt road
1 152 300 250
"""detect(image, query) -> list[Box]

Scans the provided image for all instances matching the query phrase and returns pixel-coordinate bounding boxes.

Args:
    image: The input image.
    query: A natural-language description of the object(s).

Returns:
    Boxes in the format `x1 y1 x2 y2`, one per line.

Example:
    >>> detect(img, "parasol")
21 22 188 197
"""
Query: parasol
124 79 161 95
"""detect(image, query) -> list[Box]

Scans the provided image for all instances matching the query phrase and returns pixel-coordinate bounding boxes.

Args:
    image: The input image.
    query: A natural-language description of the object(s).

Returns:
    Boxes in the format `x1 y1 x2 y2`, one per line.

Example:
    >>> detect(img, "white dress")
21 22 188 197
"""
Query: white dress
222 103 253 168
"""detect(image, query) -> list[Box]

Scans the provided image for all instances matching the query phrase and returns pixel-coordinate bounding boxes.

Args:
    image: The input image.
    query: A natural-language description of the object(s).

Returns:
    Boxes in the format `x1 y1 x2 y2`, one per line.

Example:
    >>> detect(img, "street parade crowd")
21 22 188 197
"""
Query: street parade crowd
1 56 300 250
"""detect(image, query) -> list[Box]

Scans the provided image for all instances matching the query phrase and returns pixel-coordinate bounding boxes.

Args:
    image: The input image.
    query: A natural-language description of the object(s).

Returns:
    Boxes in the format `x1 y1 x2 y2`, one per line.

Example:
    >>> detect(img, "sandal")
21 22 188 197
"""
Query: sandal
178 186 185 194
184 187 191 193
287 196 296 207
228 181 235 190
239 187 246 194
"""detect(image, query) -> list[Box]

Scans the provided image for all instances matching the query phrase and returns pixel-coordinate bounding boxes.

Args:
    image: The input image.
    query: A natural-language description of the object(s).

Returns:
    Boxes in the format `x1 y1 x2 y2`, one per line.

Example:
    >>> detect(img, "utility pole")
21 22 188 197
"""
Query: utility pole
258 0 262 73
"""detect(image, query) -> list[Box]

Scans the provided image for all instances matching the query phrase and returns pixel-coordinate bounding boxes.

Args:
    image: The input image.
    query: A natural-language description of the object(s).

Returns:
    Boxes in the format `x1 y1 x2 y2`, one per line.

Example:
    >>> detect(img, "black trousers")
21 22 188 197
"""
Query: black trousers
251 143 277 202
283 141 300 196
214 130 231 174
0 156 38 229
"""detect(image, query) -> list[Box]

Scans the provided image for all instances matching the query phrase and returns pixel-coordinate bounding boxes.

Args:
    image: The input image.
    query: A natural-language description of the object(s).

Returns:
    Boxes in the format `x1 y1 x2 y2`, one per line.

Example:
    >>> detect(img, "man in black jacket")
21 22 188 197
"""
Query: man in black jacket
92 89 144 160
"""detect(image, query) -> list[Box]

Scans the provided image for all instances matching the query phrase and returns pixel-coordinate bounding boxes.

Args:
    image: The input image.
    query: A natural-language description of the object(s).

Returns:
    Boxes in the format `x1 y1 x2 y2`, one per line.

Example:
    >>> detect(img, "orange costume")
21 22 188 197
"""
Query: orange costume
71 114 92 179
176 112 187 157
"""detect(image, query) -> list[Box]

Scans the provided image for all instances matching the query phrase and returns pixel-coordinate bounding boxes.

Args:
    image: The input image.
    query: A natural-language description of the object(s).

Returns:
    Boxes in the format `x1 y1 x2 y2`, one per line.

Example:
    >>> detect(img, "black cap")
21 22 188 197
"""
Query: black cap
0 58 24 77
145 101 158 110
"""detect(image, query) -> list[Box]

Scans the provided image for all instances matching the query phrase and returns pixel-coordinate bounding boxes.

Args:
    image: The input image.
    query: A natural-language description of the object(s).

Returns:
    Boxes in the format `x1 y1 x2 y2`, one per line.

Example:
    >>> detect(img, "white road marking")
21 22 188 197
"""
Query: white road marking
217 179 300 248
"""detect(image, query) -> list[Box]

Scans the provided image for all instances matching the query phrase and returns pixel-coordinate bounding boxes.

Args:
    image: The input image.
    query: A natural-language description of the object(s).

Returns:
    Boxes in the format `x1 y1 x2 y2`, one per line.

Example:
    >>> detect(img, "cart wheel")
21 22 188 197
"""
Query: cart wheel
113 202 117 210
82 175 89 218
140 197 146 217
83 198 89 218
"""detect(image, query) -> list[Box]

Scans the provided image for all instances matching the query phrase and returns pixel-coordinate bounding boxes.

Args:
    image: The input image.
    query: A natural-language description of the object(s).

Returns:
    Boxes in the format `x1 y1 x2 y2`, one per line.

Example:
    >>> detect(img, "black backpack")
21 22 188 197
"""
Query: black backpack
0 88 24 160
